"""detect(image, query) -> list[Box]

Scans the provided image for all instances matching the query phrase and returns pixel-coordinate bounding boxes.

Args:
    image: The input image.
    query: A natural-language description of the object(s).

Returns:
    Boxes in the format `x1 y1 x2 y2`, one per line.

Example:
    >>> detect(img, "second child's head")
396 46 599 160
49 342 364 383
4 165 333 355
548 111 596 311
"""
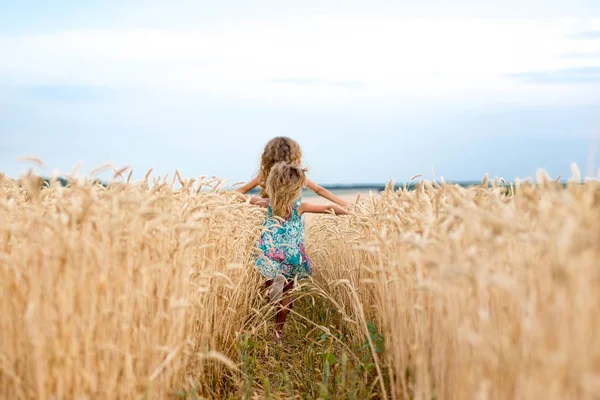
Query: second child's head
259 137 303 197
266 162 306 218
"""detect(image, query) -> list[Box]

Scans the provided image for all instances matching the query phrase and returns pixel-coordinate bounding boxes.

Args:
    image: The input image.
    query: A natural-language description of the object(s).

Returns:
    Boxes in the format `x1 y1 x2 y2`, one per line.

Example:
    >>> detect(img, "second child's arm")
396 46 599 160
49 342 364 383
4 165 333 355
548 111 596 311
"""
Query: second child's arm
235 176 260 194
233 192 269 208
305 179 349 207
299 202 349 216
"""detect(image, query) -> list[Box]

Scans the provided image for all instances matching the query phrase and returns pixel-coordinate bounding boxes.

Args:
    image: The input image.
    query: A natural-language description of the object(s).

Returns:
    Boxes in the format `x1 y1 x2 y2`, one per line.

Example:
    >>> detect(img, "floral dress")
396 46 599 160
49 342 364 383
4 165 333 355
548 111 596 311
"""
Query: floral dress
254 199 313 281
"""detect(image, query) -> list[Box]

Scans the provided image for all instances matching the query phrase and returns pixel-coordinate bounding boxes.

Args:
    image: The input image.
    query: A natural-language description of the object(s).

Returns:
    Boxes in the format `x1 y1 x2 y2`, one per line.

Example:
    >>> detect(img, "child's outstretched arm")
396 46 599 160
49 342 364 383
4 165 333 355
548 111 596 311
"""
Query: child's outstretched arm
305 179 349 207
233 192 269 208
235 176 260 194
299 202 349 216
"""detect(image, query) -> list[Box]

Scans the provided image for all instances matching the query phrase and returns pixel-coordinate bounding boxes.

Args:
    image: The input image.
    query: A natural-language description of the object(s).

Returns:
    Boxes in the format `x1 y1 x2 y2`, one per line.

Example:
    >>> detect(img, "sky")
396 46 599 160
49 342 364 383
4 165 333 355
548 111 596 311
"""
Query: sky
2 0 600 185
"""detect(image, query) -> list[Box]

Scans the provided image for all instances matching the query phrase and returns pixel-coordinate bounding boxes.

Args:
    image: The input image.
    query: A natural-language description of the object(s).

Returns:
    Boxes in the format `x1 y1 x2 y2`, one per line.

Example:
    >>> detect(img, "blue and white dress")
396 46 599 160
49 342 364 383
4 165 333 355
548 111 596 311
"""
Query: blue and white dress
254 199 313 280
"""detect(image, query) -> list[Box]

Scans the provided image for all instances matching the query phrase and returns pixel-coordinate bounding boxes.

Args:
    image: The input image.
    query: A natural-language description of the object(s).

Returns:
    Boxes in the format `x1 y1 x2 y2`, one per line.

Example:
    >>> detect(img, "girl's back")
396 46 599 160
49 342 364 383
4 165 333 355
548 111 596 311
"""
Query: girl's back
256 200 311 279
239 162 348 281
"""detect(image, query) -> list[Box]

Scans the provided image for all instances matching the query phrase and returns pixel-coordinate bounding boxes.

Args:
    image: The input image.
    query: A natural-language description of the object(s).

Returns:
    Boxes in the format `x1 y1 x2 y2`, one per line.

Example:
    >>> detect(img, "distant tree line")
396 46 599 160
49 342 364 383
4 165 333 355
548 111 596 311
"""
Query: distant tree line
24 177 566 193
40 177 107 188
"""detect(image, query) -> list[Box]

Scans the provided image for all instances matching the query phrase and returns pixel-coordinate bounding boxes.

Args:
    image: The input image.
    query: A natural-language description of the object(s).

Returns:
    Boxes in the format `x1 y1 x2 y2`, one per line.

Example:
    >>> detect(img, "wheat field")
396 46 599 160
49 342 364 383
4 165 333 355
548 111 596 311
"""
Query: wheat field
1 169 599 399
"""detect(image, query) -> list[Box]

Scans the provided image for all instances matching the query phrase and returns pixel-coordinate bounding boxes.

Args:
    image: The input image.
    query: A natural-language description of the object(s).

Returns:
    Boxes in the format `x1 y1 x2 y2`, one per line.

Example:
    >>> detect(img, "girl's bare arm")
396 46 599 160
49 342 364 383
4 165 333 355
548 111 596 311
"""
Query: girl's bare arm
233 192 269 208
235 176 260 194
305 179 349 207
299 202 349 216
249 196 269 208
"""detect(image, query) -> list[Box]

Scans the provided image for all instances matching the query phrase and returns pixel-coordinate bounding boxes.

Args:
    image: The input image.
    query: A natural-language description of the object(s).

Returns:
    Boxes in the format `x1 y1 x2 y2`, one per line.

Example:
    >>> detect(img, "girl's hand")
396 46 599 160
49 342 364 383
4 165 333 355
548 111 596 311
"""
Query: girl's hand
305 179 349 208
249 196 270 208
299 202 350 216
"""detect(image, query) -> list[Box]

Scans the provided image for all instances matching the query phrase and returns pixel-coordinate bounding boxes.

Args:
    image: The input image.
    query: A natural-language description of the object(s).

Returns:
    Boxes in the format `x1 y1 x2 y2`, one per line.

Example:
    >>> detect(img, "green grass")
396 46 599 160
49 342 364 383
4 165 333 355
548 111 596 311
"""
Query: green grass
176 287 387 399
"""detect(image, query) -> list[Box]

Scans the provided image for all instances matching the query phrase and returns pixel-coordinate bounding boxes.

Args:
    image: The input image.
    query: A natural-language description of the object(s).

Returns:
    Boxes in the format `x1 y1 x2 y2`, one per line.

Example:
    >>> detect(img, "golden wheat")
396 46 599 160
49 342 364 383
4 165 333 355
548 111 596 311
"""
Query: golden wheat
1 171 599 399
0 174 267 399
310 178 600 400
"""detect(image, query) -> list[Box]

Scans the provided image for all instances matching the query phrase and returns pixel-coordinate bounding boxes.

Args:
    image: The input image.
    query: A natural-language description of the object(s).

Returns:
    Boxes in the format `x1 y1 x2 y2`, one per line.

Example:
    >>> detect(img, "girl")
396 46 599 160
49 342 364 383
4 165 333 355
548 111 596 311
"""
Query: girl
236 136 350 208
241 162 349 343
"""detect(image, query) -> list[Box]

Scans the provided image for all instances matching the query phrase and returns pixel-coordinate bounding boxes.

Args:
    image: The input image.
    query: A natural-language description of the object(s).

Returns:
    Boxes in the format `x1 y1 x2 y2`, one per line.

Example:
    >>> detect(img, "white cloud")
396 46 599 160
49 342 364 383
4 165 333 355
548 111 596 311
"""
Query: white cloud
1 16 600 105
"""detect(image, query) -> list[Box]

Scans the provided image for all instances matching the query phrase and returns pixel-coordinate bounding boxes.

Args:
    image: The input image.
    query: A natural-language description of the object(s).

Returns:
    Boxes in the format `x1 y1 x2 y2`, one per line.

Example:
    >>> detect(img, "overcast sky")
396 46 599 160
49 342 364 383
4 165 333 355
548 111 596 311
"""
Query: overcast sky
2 0 600 184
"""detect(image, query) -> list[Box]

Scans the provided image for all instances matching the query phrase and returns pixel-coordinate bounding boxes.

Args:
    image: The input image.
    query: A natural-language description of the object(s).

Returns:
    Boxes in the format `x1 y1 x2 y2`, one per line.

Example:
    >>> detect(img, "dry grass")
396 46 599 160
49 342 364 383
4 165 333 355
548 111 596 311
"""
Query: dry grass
1 171 599 399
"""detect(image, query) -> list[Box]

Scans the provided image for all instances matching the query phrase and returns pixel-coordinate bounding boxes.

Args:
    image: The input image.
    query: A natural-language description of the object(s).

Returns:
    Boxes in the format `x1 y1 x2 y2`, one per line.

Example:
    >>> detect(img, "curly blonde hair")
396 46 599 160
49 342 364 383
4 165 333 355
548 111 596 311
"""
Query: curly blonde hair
266 162 307 218
258 137 303 197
